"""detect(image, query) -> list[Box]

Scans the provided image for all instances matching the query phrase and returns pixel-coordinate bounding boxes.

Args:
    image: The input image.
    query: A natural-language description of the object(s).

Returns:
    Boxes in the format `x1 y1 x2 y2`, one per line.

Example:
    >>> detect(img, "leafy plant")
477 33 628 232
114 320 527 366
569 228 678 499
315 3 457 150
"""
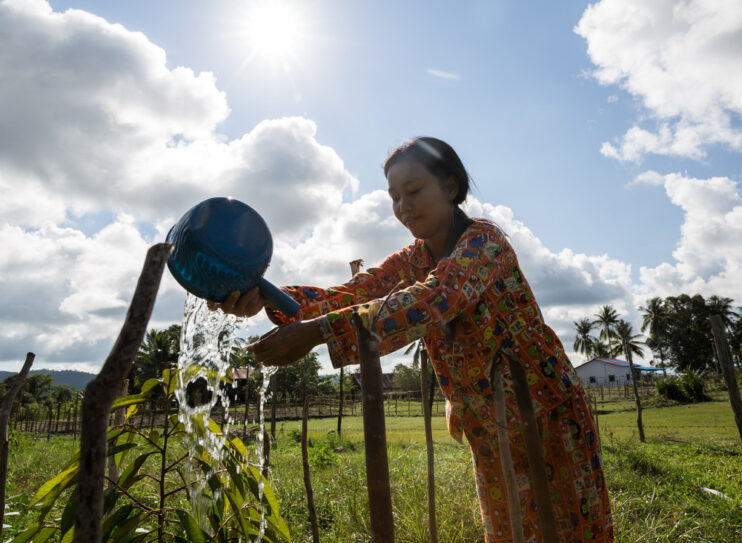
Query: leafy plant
9 369 290 543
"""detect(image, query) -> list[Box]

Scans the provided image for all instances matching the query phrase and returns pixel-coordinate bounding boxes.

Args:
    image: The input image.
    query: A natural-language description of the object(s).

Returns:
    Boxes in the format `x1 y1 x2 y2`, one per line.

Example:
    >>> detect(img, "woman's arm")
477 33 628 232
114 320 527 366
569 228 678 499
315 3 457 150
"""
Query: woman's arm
264 247 415 325
322 223 508 368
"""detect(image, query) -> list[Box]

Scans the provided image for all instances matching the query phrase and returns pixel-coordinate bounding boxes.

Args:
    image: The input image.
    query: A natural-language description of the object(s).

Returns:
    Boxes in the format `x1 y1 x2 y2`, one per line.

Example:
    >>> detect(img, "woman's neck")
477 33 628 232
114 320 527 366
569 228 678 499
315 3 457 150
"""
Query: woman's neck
428 207 473 261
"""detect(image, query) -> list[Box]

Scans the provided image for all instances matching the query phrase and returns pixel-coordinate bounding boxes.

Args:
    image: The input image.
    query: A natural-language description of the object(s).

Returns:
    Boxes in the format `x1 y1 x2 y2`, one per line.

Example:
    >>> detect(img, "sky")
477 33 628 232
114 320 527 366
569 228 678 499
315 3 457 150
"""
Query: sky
1 0 741 374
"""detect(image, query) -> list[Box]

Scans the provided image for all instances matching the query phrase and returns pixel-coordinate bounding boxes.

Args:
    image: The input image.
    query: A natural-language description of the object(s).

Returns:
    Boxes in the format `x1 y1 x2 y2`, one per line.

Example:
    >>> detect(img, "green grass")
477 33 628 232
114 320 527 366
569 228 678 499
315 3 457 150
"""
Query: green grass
5 394 742 542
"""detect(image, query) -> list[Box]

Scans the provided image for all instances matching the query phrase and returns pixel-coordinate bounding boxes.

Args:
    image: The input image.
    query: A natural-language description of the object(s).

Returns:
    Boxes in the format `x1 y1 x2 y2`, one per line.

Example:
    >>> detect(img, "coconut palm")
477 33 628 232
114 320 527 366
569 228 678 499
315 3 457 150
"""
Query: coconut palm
639 297 670 375
707 295 739 329
612 319 646 442
573 318 596 361
593 305 619 342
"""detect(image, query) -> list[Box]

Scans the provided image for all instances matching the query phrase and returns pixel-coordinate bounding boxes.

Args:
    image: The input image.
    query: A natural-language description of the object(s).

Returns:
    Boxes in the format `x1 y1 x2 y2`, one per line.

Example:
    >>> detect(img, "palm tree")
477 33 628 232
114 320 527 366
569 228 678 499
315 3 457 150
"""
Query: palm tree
612 320 646 442
639 297 669 376
707 296 739 329
573 318 596 361
593 305 619 343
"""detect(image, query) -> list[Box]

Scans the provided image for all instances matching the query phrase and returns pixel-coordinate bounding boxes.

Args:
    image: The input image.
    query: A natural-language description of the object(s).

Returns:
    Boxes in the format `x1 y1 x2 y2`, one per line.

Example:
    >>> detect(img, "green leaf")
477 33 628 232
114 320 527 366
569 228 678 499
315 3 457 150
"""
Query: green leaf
111 394 148 410
148 429 160 447
60 526 74 543
140 378 161 396
9 523 41 543
60 490 76 535
175 509 208 543
28 464 77 508
30 527 56 542
117 451 154 491
102 504 133 541
224 489 256 539
125 404 138 420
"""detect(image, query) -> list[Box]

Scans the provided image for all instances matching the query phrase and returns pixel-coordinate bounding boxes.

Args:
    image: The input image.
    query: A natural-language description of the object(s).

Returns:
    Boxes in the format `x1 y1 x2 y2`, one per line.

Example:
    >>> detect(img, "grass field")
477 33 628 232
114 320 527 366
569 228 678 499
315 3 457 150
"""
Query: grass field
5 393 741 542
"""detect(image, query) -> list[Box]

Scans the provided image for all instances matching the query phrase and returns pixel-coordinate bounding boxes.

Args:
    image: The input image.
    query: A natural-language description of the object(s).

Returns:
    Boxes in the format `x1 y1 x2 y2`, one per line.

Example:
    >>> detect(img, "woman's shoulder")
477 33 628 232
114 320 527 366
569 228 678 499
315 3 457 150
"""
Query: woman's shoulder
467 217 507 242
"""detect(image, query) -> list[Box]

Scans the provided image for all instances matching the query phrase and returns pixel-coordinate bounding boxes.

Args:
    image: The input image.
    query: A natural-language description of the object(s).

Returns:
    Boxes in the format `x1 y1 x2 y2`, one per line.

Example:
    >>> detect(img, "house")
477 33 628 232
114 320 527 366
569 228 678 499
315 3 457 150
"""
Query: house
575 358 663 387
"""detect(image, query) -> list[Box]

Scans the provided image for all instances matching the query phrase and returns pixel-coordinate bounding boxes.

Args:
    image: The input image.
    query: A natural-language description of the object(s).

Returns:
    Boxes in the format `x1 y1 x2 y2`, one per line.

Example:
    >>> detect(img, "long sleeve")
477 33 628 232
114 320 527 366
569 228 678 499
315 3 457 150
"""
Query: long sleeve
322 225 507 368
264 247 416 326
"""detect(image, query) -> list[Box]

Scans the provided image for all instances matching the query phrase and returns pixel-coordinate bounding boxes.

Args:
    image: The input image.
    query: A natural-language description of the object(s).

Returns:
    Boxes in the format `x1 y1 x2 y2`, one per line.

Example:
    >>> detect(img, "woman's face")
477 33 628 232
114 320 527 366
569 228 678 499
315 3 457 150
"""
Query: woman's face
386 159 457 242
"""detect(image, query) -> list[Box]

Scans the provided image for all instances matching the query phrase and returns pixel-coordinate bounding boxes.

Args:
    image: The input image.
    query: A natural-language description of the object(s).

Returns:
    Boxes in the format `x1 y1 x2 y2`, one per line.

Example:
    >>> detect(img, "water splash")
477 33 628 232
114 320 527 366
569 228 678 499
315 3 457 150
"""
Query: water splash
175 293 277 541
175 293 240 525
256 364 277 542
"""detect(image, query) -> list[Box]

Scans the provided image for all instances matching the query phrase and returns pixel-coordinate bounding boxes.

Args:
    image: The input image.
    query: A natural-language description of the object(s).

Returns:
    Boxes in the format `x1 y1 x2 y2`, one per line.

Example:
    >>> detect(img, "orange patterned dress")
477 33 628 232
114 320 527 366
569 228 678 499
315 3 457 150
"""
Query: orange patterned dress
268 218 613 542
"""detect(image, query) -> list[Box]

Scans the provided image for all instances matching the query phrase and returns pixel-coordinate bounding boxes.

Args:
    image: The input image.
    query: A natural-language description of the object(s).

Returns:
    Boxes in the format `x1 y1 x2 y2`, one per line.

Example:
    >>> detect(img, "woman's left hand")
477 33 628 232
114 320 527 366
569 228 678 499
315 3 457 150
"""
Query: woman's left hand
246 318 324 366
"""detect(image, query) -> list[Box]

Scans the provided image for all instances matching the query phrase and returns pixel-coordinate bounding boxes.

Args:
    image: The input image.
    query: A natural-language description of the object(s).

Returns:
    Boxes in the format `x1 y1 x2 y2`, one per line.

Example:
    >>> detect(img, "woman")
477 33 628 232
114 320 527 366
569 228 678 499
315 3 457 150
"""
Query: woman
215 137 613 542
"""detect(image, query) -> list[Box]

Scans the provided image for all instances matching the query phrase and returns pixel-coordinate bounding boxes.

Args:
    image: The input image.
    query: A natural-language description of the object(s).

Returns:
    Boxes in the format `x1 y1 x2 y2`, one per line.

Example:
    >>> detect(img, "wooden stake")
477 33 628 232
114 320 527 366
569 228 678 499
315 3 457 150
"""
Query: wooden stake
107 378 129 487
420 349 438 543
507 353 560 543
74 243 170 543
709 315 742 442
352 313 395 543
301 394 320 543
490 357 525 543
0 352 35 539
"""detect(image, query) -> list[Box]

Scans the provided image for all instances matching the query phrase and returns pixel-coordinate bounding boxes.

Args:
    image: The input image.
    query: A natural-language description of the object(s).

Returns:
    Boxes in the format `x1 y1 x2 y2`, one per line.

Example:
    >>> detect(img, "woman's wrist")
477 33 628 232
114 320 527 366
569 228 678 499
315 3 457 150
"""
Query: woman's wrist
305 317 326 348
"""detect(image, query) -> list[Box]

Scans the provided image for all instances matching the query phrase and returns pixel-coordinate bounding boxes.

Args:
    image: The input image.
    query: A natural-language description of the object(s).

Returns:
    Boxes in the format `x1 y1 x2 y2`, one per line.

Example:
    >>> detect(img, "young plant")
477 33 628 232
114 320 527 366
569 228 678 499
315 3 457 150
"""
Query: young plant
9 368 290 543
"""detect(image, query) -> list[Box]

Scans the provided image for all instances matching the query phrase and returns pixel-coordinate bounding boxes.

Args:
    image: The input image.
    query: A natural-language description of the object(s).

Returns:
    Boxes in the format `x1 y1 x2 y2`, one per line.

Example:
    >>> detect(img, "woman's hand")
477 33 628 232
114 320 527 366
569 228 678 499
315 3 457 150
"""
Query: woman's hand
207 287 264 318
247 319 324 366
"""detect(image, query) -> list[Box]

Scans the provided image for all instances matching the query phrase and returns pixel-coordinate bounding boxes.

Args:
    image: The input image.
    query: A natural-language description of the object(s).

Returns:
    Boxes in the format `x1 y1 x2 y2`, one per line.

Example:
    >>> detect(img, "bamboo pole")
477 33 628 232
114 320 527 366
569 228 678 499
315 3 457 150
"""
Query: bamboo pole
74 243 170 543
352 314 395 542
420 349 438 543
709 315 742 442
0 352 35 539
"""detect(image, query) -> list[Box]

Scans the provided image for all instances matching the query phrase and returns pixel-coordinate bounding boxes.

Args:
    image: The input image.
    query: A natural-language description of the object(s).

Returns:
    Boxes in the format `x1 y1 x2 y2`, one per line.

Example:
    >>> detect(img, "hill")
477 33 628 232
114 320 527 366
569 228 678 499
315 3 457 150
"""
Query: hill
0 369 97 390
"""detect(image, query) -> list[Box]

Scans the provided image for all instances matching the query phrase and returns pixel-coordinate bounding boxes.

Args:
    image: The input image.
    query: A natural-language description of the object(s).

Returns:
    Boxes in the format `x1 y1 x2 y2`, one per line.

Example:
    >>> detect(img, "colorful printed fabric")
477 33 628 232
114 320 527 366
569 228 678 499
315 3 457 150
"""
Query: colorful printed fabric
267 219 613 542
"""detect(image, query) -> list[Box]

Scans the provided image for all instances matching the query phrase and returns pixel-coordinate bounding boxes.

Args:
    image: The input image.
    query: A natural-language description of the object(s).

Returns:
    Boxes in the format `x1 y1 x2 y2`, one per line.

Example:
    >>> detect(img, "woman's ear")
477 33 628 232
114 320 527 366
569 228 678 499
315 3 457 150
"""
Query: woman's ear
447 176 459 202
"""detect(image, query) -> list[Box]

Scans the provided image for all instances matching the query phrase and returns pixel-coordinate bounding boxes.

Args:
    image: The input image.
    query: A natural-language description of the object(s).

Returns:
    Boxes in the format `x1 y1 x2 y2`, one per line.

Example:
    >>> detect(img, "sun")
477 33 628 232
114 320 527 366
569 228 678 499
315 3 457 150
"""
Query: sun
243 1 306 65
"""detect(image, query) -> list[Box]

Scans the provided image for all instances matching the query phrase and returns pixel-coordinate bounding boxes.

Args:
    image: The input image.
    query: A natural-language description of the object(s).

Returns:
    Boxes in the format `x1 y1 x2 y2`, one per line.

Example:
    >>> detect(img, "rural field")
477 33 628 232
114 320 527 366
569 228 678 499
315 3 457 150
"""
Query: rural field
6 390 741 542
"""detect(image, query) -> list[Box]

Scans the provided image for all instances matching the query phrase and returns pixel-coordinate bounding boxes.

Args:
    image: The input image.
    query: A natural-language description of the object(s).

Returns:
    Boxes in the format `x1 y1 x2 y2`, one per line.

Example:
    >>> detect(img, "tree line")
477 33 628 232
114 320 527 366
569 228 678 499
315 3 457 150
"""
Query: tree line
574 294 741 373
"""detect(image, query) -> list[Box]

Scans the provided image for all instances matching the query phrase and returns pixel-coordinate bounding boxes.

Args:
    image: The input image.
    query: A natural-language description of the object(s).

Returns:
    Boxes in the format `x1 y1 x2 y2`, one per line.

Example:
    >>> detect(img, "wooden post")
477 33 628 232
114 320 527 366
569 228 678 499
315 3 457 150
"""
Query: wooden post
352 314 395 543
74 243 170 543
420 349 438 543
0 352 35 539
301 395 320 543
506 353 560 543
709 315 742 442
623 340 645 443
490 357 525 543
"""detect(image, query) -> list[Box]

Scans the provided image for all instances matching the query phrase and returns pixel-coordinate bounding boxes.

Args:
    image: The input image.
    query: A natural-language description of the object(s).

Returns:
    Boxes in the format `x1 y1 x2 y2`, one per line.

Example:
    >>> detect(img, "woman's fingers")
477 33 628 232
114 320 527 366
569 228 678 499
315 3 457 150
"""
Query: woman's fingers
206 288 263 317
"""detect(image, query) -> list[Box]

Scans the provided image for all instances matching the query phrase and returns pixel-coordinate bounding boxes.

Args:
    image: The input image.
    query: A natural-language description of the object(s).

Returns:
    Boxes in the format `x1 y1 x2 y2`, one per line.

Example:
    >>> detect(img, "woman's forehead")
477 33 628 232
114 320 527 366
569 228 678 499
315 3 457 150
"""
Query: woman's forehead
386 160 435 187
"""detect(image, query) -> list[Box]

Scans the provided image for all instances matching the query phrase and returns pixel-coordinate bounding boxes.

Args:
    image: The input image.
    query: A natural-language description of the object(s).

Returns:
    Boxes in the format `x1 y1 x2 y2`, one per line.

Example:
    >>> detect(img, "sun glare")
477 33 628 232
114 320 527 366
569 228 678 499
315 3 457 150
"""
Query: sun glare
243 1 305 65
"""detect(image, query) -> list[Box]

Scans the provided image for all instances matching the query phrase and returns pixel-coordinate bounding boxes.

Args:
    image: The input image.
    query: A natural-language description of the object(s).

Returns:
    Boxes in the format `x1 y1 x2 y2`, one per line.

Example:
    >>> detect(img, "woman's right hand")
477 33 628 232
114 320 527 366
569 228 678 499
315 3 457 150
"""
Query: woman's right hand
206 287 265 318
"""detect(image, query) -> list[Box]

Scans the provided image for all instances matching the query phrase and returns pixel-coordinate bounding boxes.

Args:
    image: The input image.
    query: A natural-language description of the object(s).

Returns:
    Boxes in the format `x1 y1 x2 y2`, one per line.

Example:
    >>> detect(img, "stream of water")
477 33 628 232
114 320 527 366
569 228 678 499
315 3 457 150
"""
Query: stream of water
175 293 274 540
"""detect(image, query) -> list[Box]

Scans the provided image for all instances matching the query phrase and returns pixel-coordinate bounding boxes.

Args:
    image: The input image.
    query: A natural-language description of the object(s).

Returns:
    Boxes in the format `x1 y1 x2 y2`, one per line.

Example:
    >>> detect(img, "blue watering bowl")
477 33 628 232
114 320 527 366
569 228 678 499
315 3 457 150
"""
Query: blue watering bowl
166 197 300 318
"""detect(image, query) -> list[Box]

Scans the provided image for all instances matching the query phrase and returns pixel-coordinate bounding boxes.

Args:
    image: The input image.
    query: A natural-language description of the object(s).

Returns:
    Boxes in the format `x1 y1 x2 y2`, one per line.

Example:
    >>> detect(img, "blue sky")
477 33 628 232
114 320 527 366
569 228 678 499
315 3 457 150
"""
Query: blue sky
1 0 741 372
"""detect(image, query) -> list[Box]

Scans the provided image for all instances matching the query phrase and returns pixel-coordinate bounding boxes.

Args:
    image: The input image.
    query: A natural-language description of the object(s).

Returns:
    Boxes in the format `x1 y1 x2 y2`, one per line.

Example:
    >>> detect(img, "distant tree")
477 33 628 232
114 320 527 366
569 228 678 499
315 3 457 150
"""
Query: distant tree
130 325 181 392
573 318 596 360
273 352 321 401
662 294 716 373
612 319 646 442
392 363 420 392
593 305 620 342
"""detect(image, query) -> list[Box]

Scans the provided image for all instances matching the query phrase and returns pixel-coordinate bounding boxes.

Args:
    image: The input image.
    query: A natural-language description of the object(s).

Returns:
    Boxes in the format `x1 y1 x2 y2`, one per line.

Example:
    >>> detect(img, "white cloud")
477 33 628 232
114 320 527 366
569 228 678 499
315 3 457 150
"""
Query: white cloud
427 68 461 81
575 0 742 161
2 0 738 375
637 171 742 301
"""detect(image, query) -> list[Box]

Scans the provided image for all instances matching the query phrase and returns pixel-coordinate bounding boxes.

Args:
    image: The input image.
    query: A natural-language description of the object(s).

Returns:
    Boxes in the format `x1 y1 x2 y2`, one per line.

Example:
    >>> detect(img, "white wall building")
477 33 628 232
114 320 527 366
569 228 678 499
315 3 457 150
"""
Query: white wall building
575 358 663 387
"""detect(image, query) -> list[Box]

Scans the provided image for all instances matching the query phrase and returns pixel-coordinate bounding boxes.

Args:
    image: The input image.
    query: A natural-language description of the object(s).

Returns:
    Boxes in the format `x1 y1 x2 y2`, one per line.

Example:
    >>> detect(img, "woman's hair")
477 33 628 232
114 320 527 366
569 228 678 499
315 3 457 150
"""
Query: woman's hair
383 137 472 205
